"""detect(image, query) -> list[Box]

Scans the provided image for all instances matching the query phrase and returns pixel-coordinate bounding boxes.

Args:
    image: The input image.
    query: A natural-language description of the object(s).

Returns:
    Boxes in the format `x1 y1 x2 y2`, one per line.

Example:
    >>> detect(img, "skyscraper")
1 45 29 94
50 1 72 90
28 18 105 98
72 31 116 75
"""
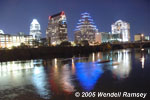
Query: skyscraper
74 12 98 43
111 20 130 42
30 19 41 41
46 11 68 45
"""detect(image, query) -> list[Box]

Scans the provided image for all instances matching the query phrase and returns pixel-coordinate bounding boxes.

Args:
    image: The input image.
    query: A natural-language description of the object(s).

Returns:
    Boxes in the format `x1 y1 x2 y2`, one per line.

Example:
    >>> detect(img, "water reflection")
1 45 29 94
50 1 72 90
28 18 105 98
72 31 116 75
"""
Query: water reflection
49 58 75 95
92 53 95 62
91 50 132 79
1 49 150 100
0 60 34 72
75 62 103 91
141 56 145 69
111 50 131 79
135 49 146 69
0 60 51 99
71 58 75 75
140 49 145 69
32 66 51 99
0 60 34 90
60 64 75 93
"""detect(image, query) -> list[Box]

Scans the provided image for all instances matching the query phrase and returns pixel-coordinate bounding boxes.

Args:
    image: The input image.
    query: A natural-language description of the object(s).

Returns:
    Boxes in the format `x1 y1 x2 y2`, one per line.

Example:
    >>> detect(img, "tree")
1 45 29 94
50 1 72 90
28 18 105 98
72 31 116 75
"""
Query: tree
100 43 112 51
80 40 89 46
59 41 71 47
32 40 40 47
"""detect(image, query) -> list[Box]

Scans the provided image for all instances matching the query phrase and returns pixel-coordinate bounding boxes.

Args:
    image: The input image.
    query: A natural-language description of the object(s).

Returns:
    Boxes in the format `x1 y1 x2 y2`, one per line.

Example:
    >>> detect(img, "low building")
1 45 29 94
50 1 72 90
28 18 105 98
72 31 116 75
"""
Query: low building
134 33 144 42
95 33 101 44
111 33 122 42
0 34 33 49
100 32 111 43
145 36 149 41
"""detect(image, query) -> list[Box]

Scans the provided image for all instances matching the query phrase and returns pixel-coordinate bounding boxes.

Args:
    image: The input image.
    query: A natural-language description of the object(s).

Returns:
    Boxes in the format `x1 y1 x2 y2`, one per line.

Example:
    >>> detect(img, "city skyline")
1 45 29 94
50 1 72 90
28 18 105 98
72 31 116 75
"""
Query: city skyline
0 0 150 41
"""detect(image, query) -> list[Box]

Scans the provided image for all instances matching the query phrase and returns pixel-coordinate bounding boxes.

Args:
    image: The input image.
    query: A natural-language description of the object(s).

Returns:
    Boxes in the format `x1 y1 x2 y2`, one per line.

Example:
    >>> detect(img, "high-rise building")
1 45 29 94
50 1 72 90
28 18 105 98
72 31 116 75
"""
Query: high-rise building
74 12 98 43
46 11 68 45
30 19 41 41
111 20 130 42
0 29 4 34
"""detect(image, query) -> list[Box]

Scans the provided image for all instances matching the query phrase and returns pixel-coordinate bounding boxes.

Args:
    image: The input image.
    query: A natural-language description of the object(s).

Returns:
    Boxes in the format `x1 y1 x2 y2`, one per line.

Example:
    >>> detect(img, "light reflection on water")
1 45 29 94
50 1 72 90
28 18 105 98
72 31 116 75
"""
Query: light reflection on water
111 49 131 79
32 66 51 99
0 60 34 90
49 58 75 95
0 49 149 100
75 62 103 91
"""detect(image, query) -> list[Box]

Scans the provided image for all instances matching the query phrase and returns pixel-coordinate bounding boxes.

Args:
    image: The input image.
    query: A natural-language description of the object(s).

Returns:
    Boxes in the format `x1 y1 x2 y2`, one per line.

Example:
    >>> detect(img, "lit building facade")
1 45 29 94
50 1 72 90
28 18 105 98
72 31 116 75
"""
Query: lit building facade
30 19 42 41
46 11 68 45
111 20 130 42
145 36 149 41
134 34 143 41
74 12 98 43
95 33 101 44
0 34 33 48
134 33 149 41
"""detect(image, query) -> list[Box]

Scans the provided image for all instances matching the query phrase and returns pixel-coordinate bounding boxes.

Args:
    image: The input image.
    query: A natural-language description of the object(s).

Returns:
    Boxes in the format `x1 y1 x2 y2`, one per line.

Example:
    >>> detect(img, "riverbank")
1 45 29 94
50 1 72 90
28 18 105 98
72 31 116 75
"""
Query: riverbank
0 42 150 62
0 46 102 62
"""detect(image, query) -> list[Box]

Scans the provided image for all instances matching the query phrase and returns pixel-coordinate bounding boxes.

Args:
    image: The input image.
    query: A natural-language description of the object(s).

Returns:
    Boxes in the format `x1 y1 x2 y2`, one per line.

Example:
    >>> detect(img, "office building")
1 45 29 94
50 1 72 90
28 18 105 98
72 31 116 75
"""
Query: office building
0 34 33 49
46 11 68 45
111 20 130 42
74 12 98 43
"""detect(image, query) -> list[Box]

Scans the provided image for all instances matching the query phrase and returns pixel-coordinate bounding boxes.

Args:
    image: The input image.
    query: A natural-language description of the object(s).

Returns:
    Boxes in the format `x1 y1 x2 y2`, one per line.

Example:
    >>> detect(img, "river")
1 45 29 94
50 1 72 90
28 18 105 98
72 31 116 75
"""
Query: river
0 49 150 100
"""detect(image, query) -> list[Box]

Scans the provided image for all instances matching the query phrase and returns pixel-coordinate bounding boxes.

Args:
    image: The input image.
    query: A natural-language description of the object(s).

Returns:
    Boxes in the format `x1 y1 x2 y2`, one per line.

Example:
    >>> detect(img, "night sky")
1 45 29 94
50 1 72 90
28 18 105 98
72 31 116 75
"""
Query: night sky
0 0 150 41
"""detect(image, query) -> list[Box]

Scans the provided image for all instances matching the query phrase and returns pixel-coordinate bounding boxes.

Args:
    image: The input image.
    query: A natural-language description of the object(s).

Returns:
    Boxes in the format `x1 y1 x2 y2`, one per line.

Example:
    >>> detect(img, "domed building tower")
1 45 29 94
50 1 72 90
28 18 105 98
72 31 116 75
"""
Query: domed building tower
30 19 42 41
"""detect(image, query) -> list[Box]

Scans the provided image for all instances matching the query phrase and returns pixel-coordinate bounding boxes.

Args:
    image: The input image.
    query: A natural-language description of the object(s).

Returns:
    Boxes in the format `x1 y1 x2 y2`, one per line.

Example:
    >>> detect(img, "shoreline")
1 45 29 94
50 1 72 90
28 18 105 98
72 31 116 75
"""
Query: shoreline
0 46 101 62
0 42 150 62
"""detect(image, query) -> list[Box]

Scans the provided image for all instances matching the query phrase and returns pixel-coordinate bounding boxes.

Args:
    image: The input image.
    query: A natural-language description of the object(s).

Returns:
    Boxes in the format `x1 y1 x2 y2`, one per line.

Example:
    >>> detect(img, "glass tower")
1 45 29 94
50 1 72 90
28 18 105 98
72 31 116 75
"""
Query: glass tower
46 11 68 45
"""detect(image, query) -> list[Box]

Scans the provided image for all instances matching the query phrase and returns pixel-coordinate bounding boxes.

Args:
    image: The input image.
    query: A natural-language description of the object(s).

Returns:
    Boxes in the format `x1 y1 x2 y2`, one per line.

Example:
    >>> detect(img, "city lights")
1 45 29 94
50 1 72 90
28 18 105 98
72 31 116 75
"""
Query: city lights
0 1 150 100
